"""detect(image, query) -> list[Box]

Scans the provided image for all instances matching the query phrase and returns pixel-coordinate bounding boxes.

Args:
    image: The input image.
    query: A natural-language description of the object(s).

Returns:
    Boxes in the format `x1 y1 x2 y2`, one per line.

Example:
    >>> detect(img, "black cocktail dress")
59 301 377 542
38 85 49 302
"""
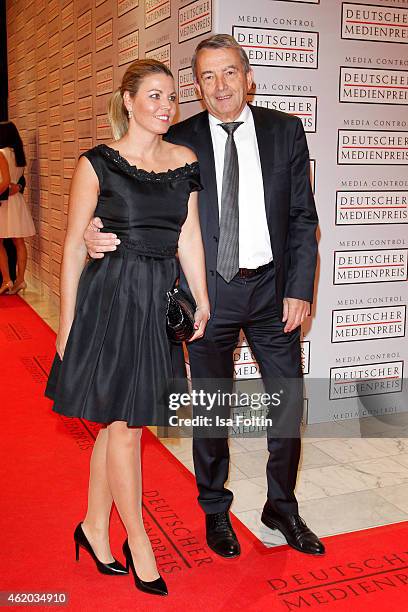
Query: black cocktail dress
45 144 201 426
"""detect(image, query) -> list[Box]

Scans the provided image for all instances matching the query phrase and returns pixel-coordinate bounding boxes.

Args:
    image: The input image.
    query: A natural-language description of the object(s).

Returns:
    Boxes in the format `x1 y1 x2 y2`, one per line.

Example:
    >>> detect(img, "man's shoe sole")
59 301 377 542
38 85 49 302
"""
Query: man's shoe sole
261 514 325 556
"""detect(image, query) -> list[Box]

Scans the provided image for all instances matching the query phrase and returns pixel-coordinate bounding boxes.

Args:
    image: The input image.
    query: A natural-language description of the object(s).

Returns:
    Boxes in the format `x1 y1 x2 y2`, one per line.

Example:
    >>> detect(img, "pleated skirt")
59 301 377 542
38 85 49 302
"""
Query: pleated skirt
45 250 186 426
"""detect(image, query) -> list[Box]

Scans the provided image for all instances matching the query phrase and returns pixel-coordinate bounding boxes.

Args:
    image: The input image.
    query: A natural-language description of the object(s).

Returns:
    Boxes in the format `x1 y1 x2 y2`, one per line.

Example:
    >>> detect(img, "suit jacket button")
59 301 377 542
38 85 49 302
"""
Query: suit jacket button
213 236 218 242
210 270 215 276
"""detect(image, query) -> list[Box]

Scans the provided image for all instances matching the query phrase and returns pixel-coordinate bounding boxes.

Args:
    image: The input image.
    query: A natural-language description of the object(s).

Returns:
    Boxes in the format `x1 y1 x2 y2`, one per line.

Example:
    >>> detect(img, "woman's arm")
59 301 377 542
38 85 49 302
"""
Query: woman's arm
0 152 11 195
177 190 210 341
56 156 99 358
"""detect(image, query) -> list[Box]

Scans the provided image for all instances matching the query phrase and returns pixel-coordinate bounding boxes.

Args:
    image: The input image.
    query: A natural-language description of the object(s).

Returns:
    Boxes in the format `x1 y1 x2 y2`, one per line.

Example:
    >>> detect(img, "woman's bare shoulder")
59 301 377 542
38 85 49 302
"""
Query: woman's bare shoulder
166 143 197 166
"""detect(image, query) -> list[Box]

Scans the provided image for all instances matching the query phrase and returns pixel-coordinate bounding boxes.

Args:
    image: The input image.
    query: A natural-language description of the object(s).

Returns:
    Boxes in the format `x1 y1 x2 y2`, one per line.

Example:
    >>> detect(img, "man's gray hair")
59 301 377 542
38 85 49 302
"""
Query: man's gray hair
191 34 251 80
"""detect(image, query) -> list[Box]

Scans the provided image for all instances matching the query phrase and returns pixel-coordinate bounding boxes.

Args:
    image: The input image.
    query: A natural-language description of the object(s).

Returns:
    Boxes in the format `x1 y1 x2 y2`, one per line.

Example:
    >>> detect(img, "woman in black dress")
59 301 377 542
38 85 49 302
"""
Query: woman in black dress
45 60 210 596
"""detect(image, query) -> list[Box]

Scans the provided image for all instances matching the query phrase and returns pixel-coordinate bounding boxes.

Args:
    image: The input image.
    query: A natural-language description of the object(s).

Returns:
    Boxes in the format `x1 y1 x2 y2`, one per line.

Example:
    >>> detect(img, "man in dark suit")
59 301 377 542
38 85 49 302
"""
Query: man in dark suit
85 35 323 558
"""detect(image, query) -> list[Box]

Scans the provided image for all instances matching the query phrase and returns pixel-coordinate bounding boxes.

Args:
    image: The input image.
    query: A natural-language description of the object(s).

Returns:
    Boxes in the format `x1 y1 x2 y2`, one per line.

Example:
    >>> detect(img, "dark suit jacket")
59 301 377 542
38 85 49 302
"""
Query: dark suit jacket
165 104 318 318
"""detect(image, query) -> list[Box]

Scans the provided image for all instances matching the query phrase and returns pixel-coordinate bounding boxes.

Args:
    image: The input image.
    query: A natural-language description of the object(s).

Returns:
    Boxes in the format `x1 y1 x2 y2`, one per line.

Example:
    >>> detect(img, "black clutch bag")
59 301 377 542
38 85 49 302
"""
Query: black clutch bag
166 287 196 343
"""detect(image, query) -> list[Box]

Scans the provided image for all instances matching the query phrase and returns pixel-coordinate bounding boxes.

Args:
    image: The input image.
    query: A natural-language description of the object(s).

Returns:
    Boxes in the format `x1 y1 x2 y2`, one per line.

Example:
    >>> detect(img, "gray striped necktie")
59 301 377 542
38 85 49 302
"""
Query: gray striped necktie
216 121 243 283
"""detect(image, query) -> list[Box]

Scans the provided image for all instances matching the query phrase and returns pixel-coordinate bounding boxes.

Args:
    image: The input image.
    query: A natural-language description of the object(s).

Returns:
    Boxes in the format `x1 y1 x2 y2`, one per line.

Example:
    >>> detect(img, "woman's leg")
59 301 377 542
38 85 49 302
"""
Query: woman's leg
81 428 115 563
11 237 27 283
106 422 159 581
0 239 12 284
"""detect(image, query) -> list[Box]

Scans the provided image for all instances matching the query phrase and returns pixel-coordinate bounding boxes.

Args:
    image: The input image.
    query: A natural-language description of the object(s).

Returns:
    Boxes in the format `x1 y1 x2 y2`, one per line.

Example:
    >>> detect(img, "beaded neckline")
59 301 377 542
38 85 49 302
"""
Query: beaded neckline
97 143 199 182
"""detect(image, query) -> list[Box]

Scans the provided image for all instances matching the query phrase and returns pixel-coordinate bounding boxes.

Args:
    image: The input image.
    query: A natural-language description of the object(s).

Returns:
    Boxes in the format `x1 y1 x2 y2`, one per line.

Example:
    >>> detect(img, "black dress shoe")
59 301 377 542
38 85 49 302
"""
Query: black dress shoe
261 501 325 555
206 512 241 558
74 523 128 575
123 539 168 596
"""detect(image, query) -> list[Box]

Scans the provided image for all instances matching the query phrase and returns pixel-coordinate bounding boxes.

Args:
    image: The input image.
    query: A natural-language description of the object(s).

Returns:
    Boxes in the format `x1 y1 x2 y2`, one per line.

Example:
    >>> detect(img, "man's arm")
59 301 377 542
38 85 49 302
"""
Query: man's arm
283 117 318 332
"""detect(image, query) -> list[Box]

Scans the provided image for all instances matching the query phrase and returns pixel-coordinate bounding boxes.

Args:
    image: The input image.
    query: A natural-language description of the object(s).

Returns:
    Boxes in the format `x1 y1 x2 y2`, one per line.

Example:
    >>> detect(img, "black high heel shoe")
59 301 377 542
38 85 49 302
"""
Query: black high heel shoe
123 539 168 596
74 522 128 575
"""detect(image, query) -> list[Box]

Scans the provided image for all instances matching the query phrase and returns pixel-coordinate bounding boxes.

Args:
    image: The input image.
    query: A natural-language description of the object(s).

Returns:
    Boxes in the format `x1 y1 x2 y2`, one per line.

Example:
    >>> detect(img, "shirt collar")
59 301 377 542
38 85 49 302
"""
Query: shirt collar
208 104 251 128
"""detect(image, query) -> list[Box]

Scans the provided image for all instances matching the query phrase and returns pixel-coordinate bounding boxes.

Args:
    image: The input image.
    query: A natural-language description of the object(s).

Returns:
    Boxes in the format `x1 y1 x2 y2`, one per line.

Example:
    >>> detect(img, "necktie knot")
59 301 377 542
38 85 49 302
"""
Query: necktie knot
219 121 243 136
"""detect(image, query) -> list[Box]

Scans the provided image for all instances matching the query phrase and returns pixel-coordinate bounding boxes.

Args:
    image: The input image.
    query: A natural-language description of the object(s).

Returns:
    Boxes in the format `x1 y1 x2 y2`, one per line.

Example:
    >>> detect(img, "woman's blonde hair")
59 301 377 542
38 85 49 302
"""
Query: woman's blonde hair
108 59 174 140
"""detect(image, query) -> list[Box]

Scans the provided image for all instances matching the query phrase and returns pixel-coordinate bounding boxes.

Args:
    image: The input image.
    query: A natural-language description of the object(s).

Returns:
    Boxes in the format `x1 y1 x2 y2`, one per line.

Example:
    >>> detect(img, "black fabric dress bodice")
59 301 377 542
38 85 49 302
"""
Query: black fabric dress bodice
90 143 201 256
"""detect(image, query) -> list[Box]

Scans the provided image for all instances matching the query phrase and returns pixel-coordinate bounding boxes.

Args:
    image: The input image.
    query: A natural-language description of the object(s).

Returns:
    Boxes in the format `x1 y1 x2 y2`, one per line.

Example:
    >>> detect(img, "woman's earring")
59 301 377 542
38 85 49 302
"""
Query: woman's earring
128 109 133 119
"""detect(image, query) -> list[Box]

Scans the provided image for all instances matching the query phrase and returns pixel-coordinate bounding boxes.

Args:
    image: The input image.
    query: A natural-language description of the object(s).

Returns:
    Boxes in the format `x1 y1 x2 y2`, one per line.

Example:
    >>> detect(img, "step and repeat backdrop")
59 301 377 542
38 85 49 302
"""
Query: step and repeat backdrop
6 0 407 423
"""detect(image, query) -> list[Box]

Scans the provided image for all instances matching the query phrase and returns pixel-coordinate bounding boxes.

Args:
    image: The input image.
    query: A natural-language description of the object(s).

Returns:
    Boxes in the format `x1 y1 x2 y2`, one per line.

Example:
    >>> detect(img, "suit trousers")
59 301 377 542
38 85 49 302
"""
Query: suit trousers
187 265 303 516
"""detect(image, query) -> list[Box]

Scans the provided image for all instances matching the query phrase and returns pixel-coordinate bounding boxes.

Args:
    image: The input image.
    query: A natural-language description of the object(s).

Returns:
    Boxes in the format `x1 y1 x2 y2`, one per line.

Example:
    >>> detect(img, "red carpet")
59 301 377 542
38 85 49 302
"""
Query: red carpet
1 295 408 611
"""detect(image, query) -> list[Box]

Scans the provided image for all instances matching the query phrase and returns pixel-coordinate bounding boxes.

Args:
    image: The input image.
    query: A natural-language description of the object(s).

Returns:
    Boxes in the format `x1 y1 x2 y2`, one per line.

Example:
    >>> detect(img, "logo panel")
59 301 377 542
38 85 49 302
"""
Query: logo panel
340 67 408 105
234 336 260 379
118 30 139 66
78 54 92 81
332 306 407 342
251 94 317 132
145 43 171 69
178 0 212 43
145 0 171 29
336 190 408 225
118 0 139 17
330 361 404 399
334 249 408 284
96 114 111 141
301 341 310 374
178 67 201 104
77 9 92 40
96 67 113 96
233 26 319 69
96 19 113 52
338 130 408 165
342 3 408 44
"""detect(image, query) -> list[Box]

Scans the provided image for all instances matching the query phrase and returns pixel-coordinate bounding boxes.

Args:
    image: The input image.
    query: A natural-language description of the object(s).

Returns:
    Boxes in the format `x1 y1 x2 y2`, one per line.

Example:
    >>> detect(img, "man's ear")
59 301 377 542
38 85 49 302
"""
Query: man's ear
246 69 254 93
194 79 202 98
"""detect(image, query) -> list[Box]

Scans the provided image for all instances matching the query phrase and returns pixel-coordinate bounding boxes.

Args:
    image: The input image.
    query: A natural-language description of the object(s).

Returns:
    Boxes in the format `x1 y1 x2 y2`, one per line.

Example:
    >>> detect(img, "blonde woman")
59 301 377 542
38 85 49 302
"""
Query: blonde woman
46 60 210 597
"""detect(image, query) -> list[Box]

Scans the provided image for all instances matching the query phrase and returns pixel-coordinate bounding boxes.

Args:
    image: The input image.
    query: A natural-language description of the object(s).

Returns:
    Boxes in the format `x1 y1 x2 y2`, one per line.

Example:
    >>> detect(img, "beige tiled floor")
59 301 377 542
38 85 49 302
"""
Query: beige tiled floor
19 281 408 547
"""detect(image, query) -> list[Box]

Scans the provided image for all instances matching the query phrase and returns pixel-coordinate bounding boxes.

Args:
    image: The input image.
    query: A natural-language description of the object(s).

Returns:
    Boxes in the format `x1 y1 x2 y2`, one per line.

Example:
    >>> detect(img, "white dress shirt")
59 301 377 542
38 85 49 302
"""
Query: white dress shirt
208 104 273 269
